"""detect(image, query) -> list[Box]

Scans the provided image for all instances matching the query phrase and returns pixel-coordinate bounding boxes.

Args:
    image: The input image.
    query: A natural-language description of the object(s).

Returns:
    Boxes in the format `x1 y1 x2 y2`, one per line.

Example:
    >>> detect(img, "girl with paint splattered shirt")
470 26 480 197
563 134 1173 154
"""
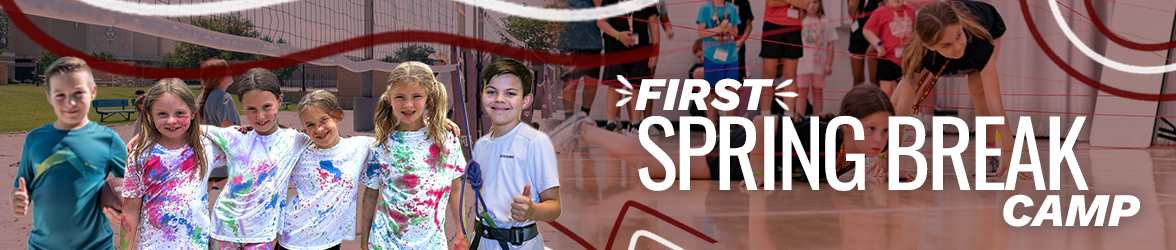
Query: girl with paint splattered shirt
278 90 375 250
122 78 227 249
359 62 466 250
203 69 312 249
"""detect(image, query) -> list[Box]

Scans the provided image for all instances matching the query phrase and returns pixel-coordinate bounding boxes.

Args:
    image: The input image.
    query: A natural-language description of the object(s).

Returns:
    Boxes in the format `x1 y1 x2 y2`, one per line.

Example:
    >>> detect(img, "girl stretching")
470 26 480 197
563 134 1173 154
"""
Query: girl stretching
891 0 1029 179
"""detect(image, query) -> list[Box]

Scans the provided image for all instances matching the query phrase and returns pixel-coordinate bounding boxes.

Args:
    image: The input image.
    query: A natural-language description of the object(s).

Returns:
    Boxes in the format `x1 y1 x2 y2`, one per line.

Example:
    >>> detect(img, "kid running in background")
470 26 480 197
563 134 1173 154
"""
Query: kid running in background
470 59 562 250
697 0 743 127
120 78 227 249
862 0 914 96
204 68 312 250
359 61 466 250
796 0 838 116
12 57 127 250
278 90 375 250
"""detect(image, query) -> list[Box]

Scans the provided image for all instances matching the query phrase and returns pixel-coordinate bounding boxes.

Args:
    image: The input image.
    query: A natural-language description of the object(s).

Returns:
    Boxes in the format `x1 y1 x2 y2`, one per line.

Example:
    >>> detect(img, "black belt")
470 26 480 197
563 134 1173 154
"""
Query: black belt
471 221 539 250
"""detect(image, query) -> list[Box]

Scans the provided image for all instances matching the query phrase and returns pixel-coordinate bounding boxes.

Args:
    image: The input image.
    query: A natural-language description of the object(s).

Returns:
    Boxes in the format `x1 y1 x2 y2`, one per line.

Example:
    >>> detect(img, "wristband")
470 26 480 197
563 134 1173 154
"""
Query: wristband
876 153 887 159
753 172 765 176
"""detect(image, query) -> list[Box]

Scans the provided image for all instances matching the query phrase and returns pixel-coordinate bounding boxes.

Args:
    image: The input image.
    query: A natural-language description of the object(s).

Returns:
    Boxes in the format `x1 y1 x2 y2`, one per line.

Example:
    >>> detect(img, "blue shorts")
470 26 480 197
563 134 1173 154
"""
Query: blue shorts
703 60 740 87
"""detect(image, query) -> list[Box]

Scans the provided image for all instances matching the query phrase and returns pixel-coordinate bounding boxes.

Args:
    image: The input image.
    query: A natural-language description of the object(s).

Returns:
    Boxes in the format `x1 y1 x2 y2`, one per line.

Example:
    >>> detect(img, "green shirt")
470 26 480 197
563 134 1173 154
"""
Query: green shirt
15 122 127 250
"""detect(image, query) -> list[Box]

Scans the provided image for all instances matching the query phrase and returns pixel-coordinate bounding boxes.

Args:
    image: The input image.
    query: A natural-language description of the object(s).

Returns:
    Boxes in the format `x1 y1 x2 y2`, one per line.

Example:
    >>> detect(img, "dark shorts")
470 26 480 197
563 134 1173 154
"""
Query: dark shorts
876 59 903 81
601 59 651 87
562 49 602 80
759 22 803 59
848 37 871 56
209 166 227 180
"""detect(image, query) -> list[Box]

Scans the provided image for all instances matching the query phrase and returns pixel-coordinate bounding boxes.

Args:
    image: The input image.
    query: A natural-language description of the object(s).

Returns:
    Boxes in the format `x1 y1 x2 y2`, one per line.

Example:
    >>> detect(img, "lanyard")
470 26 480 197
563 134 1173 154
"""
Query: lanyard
712 1 732 40
911 59 950 115
626 0 634 31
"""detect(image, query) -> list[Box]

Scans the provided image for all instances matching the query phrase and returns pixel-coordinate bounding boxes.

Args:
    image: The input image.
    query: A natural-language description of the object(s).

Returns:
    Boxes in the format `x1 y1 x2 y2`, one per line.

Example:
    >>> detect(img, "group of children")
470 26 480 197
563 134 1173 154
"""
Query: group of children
13 57 563 249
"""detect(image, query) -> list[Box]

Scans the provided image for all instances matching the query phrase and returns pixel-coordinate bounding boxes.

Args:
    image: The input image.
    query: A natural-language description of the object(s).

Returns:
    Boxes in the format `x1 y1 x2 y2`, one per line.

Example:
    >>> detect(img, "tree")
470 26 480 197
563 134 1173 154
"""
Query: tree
380 44 436 64
492 2 565 62
499 10 564 53
0 14 9 55
34 51 58 77
34 51 119 77
154 14 296 84
89 51 120 62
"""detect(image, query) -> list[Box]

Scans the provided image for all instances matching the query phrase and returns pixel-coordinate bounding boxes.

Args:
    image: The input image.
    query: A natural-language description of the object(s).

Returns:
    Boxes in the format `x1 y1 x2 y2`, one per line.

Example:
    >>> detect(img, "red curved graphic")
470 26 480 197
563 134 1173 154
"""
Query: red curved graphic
546 200 717 250
0 0 655 80
1020 0 1176 102
1083 0 1176 51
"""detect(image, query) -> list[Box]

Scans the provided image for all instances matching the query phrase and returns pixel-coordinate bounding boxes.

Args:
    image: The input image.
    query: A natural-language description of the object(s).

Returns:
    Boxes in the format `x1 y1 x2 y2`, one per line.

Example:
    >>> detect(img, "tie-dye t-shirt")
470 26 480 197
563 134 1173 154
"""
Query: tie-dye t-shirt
204 126 311 242
361 128 466 249
280 136 376 249
121 139 227 249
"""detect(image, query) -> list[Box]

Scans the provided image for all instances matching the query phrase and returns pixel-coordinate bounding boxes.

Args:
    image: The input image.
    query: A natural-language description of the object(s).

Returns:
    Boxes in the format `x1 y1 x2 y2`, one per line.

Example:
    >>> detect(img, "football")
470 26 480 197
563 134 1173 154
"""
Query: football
99 178 123 212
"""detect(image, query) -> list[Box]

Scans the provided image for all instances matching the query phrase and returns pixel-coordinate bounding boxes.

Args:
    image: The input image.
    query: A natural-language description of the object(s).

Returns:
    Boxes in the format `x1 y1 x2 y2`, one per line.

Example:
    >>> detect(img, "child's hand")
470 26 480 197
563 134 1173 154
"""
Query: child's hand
648 56 659 69
824 64 833 75
12 177 28 217
868 155 887 178
618 31 636 47
445 120 462 137
235 126 254 134
876 47 887 58
510 184 534 222
102 206 121 224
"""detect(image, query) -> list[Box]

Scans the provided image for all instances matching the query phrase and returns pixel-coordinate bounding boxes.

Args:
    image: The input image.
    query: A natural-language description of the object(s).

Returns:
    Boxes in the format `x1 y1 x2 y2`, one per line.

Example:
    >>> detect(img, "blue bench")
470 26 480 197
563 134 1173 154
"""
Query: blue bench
282 95 292 109
92 99 136 122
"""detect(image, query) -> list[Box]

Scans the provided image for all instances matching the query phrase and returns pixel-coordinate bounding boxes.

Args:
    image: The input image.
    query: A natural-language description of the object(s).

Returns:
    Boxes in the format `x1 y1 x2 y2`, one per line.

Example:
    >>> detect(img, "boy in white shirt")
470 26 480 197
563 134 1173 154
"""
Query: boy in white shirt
465 59 563 250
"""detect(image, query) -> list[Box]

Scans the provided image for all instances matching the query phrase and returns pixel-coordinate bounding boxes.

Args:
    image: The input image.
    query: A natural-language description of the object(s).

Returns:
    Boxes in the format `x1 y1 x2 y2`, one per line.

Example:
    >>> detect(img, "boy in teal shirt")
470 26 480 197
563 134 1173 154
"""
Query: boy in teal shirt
11 57 126 250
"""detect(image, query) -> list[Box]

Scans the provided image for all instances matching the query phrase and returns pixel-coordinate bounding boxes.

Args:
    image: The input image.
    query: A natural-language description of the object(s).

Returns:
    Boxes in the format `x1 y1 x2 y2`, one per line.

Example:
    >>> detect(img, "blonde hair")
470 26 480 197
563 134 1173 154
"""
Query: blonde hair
901 1 992 77
374 61 450 153
130 78 209 179
298 90 344 121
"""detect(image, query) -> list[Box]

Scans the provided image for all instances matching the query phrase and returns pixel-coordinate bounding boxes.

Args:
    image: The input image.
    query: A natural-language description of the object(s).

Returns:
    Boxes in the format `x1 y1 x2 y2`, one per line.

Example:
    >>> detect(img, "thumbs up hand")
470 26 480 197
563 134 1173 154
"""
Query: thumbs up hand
510 184 534 222
12 177 28 217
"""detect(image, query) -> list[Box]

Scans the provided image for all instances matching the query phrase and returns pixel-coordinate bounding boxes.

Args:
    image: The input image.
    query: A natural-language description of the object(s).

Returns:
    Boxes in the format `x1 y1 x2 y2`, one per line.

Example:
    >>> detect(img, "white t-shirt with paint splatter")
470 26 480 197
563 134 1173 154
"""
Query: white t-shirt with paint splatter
204 126 311 243
361 128 466 249
279 136 376 249
122 138 226 249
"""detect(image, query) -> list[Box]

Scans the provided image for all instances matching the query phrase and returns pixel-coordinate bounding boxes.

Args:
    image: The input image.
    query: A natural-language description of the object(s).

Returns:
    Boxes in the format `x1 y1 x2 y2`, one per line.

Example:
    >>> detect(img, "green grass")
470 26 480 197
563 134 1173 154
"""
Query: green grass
0 85 299 133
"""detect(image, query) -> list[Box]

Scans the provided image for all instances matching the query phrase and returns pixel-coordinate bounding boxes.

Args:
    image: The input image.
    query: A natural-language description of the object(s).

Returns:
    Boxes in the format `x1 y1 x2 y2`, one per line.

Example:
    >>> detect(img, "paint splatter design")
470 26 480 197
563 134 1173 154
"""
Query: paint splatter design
279 136 375 248
361 127 465 249
122 139 226 249
203 126 310 242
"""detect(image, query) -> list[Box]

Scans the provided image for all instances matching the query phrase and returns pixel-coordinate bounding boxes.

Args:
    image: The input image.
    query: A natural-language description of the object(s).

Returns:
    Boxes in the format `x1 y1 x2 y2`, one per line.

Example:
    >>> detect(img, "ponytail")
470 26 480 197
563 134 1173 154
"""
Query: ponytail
902 1 993 77
198 59 230 121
